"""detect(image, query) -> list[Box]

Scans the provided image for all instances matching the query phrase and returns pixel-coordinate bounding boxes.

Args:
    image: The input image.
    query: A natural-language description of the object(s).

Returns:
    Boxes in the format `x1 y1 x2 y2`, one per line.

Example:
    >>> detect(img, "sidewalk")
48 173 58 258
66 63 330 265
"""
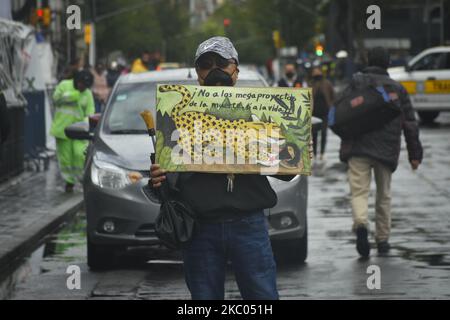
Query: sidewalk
0 159 84 278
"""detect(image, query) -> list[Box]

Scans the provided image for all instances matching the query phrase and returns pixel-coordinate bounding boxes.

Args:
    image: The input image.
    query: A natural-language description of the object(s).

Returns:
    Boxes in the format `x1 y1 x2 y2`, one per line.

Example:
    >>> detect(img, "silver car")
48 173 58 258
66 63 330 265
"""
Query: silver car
66 68 310 270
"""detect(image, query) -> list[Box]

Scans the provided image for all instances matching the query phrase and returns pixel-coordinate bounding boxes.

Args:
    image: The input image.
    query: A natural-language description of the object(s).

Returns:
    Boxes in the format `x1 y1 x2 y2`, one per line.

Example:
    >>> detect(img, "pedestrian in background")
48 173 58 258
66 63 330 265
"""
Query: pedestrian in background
91 62 110 113
310 67 334 160
50 70 95 193
60 57 82 81
131 51 161 73
277 63 304 88
107 61 120 88
265 57 275 85
339 47 423 257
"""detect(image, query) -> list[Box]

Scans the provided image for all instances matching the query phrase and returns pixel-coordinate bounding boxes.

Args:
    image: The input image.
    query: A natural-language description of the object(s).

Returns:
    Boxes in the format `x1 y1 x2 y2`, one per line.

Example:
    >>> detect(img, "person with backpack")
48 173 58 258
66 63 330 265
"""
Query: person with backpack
338 47 423 257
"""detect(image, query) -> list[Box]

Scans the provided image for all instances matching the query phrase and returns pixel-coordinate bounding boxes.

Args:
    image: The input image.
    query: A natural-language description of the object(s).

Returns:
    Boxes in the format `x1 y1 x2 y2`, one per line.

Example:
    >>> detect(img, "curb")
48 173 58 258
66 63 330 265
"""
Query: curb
0 194 84 280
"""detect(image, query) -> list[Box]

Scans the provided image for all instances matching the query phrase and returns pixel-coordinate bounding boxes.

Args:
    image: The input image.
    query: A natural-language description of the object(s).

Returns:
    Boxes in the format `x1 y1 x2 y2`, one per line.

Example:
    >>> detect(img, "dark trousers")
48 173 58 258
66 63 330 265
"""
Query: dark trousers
182 211 279 300
312 117 328 156
94 98 103 113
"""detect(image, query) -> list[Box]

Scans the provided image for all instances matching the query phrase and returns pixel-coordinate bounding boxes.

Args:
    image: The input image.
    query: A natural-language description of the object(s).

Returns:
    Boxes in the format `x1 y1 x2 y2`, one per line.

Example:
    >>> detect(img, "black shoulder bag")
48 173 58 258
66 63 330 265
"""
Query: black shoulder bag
153 177 196 250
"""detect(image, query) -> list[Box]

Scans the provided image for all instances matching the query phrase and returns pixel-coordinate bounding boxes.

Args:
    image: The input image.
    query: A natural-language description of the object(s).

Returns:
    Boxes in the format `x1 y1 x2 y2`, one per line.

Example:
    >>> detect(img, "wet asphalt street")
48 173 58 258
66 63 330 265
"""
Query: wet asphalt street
5 113 450 300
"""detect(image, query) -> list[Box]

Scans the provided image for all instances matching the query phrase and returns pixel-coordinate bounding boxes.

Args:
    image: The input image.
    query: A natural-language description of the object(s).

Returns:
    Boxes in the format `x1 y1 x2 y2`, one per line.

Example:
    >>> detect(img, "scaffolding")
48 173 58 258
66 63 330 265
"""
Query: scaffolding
0 18 51 178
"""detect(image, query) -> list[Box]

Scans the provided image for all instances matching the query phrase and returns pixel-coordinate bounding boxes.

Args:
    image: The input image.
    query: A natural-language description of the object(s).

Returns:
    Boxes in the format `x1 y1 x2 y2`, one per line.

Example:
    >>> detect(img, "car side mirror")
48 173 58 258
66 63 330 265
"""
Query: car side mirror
65 122 93 140
89 113 102 132
404 64 412 73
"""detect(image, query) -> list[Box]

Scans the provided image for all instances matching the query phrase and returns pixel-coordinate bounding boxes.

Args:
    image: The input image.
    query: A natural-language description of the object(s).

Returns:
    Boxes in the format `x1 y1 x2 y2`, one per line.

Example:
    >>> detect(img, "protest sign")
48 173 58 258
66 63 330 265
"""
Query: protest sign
155 84 312 175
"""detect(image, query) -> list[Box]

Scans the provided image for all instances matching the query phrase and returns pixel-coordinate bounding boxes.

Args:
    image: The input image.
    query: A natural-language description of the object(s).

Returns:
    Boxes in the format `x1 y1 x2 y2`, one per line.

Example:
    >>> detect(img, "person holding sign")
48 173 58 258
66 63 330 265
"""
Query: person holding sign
150 37 296 300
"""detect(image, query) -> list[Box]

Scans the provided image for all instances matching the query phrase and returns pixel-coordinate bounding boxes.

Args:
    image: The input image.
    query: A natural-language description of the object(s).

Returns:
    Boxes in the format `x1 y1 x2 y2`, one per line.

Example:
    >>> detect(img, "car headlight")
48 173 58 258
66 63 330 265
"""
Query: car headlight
91 158 143 189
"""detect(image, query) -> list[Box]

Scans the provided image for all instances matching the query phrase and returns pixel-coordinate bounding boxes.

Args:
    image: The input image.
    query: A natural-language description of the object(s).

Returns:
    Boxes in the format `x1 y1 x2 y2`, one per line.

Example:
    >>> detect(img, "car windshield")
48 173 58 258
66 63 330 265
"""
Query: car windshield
104 79 265 133
411 52 447 71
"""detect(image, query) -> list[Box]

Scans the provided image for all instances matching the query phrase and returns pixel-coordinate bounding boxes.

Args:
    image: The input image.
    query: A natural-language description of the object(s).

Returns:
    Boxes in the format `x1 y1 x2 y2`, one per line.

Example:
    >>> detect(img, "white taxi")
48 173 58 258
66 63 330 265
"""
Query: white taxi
388 46 450 123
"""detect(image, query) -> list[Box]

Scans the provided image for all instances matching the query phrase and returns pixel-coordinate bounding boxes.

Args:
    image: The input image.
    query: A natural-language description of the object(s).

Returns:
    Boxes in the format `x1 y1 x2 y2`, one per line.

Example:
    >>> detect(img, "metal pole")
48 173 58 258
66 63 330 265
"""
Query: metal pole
90 0 96 67
440 0 444 45
426 0 431 47
89 24 96 67
65 0 71 65
346 0 354 78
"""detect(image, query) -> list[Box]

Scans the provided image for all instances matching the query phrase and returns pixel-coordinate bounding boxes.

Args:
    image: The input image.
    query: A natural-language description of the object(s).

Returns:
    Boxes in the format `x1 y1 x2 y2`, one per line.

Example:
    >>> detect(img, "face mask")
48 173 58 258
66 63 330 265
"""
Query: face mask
286 72 295 79
203 68 234 86
313 75 323 81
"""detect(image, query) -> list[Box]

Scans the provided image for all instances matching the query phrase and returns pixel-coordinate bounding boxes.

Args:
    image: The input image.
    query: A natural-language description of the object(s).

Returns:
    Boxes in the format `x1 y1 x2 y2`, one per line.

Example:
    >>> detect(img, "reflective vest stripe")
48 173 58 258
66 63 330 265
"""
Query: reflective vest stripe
55 107 81 118
54 99 78 107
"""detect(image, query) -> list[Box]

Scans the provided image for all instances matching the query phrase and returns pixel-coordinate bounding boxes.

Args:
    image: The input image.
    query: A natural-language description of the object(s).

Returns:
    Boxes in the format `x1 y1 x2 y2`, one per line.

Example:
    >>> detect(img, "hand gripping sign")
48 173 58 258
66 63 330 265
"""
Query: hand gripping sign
155 84 313 175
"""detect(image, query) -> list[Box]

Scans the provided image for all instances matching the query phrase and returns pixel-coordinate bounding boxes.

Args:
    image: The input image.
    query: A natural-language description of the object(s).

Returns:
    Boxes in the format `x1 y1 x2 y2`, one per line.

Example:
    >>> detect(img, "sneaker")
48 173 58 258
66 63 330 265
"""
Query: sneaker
356 226 370 257
377 241 391 254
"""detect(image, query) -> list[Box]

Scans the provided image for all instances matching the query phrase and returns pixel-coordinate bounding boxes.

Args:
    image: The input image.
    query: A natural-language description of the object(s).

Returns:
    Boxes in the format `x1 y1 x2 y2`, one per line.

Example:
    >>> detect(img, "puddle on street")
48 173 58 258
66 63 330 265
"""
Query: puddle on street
397 247 450 268
0 213 87 299
1 211 184 299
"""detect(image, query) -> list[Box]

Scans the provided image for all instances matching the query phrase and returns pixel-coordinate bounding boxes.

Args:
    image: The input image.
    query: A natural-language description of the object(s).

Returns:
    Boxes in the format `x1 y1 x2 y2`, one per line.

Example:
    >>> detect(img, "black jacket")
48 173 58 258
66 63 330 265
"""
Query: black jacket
151 172 294 221
339 66 423 172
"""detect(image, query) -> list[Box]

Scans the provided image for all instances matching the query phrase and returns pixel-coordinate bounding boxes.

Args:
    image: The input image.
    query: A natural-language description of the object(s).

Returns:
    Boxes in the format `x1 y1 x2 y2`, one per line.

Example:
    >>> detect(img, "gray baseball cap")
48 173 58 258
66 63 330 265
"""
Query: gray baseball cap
194 36 239 65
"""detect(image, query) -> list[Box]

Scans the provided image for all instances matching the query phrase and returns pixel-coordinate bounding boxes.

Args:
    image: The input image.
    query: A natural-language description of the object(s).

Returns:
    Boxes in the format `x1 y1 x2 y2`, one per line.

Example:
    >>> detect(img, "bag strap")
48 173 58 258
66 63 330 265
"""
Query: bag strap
155 172 181 203
159 179 170 202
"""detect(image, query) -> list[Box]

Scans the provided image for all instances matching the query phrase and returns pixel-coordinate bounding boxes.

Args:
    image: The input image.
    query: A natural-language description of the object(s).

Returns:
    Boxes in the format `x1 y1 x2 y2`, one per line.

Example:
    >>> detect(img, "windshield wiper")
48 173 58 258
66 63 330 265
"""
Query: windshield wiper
109 129 148 134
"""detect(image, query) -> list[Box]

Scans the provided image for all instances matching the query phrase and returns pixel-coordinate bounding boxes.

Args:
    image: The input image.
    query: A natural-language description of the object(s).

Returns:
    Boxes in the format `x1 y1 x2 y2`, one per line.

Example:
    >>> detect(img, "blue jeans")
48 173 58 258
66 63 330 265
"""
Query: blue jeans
182 211 278 300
